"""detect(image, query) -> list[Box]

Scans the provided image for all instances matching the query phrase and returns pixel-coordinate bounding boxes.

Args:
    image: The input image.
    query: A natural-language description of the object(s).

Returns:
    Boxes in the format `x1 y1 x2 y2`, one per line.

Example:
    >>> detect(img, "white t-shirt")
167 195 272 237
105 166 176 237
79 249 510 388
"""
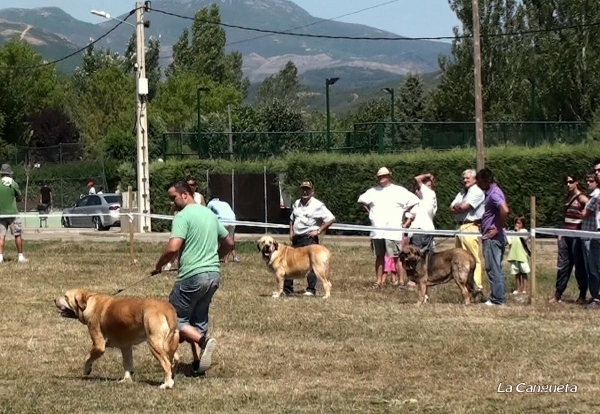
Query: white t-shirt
358 184 420 240
450 184 485 222
591 188 600 229
193 192 205 205
409 184 437 231
290 197 335 236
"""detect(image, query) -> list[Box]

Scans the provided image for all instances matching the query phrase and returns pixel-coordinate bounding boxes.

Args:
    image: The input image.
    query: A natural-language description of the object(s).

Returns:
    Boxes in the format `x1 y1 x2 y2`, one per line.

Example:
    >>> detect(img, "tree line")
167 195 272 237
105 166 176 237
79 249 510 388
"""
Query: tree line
0 0 599 166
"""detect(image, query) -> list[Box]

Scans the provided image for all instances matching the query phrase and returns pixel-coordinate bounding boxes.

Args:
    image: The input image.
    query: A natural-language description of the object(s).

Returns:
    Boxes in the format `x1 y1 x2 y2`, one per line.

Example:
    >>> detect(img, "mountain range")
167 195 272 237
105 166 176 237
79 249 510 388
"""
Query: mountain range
0 0 452 107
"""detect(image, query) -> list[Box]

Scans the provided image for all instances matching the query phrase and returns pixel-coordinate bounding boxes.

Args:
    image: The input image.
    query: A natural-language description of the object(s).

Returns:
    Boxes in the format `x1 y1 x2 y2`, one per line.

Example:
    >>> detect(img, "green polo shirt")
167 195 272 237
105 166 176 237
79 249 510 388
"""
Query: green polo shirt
0 181 20 217
171 203 229 281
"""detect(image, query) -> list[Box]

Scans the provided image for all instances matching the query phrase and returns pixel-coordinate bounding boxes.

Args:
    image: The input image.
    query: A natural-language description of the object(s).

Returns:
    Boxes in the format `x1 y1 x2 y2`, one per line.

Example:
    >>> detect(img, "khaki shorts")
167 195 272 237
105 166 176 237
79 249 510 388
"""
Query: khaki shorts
0 218 22 237
371 239 400 258
510 261 530 275
225 225 236 238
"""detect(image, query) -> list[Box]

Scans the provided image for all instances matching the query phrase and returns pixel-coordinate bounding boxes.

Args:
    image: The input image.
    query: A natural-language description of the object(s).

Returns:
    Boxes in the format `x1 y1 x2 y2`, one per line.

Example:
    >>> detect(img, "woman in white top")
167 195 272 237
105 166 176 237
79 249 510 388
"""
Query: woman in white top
405 173 438 255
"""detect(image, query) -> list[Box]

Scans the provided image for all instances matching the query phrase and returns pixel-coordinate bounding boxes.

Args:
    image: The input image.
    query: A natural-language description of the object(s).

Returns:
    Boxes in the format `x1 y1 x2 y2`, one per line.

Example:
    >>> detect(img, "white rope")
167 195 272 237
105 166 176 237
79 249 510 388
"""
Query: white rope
12 210 600 239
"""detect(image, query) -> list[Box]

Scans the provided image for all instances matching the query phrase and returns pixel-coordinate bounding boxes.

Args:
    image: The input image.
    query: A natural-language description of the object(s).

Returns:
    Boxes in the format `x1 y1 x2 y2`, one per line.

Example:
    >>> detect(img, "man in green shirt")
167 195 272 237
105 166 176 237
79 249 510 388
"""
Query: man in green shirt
152 180 234 376
0 164 27 263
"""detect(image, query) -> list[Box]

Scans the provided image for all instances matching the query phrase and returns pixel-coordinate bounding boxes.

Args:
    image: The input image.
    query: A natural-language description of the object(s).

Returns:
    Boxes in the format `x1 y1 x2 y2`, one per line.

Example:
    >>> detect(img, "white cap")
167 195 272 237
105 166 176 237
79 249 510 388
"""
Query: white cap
377 167 391 177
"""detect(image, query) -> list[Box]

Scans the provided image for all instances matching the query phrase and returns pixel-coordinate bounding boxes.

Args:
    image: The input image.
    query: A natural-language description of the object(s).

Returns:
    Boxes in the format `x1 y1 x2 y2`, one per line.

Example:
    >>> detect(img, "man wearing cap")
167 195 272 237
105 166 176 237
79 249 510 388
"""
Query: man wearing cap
87 181 96 195
358 167 420 288
285 181 336 296
0 164 28 263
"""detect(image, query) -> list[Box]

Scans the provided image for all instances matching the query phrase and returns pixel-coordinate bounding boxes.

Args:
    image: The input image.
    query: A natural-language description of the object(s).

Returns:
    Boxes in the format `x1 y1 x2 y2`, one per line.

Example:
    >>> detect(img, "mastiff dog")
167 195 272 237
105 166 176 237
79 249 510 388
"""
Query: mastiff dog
399 244 484 305
256 235 332 298
55 289 180 389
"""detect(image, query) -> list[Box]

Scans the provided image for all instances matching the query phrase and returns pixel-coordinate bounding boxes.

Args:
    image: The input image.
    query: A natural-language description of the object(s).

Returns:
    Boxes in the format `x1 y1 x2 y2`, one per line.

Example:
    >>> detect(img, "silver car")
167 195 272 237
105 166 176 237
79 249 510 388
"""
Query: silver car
61 193 122 231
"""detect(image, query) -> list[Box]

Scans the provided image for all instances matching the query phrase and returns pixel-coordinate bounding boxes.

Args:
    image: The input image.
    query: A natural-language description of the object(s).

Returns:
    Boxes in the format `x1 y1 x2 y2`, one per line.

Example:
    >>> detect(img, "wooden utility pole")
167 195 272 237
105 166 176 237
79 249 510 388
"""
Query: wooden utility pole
135 2 151 232
472 0 485 171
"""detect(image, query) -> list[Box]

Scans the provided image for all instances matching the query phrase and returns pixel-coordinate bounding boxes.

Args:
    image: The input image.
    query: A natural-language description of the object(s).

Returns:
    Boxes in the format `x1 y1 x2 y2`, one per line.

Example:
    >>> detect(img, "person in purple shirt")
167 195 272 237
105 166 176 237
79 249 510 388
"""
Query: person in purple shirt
476 168 510 306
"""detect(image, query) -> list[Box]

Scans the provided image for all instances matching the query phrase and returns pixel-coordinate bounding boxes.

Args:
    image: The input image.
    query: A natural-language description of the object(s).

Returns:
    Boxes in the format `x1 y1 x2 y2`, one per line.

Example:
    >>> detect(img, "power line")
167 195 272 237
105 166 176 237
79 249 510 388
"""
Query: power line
0 9 136 71
225 0 402 47
151 7 600 42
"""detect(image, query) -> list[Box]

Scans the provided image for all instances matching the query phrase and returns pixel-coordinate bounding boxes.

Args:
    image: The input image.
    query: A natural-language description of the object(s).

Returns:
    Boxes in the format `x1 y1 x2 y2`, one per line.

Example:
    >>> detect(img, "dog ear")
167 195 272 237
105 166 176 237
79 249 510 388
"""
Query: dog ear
73 291 88 312
273 241 279 251
256 242 262 252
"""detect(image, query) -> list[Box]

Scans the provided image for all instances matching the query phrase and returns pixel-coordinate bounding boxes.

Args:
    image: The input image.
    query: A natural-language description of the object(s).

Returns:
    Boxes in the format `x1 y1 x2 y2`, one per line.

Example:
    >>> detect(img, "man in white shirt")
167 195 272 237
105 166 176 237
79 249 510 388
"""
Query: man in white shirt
449 168 485 289
405 173 437 254
87 182 96 195
286 181 336 296
358 167 420 288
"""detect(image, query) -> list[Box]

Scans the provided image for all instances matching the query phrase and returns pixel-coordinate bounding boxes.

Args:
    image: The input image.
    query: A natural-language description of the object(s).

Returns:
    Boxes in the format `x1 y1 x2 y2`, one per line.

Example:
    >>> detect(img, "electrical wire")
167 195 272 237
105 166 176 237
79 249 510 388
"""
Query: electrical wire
151 7 600 42
225 0 402 47
0 9 136 71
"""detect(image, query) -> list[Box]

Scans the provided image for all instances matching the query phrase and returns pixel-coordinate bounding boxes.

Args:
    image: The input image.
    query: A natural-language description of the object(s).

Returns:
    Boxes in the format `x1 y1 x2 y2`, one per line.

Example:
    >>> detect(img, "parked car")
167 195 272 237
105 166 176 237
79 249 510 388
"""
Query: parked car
61 193 122 231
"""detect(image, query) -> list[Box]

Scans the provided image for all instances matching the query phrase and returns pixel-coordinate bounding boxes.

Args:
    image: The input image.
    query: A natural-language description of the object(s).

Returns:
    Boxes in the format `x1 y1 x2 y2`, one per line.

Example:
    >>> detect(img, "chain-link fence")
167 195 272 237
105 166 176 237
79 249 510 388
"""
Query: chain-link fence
162 121 588 159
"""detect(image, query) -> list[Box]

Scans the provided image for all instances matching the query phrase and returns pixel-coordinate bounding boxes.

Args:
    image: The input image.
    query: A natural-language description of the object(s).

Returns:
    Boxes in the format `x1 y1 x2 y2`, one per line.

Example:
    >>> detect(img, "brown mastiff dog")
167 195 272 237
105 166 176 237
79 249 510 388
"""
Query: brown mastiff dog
55 289 180 389
257 235 333 298
399 244 484 305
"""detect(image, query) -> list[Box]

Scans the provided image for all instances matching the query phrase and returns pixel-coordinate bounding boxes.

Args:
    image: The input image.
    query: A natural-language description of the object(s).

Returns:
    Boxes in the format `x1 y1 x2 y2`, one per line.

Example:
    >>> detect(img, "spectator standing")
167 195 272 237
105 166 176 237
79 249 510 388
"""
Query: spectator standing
581 172 600 308
550 173 588 304
506 216 530 296
286 181 336 296
475 168 509 306
405 173 438 255
207 197 240 263
87 181 96 195
0 164 28 263
187 178 207 206
38 183 52 228
450 169 486 290
358 167 420 288
152 180 234 376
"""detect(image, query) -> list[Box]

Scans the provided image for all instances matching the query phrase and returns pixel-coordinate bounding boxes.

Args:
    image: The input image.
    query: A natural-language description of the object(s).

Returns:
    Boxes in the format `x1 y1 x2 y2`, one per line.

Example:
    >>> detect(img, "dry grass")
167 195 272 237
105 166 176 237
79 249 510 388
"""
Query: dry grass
0 239 599 413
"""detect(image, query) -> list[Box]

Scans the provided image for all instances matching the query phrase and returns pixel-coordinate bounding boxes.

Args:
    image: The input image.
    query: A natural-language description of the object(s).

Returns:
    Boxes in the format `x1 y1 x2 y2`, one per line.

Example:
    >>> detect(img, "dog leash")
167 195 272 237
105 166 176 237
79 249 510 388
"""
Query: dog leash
112 268 178 296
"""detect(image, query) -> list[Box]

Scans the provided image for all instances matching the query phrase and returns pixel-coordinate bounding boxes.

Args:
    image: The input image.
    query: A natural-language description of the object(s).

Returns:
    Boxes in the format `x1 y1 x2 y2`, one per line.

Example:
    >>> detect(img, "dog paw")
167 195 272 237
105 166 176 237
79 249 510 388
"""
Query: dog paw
83 367 92 376
118 377 133 384
159 379 174 389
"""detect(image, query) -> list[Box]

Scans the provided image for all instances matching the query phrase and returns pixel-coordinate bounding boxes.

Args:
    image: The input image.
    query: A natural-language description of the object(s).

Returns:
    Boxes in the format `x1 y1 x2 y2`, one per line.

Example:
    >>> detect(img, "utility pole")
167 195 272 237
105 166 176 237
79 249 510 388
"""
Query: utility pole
227 104 233 160
472 0 485 171
135 2 151 232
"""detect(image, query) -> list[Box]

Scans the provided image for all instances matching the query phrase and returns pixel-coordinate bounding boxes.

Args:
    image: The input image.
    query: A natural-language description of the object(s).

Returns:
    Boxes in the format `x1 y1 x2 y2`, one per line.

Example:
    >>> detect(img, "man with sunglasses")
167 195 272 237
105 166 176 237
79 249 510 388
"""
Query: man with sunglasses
187 179 206 206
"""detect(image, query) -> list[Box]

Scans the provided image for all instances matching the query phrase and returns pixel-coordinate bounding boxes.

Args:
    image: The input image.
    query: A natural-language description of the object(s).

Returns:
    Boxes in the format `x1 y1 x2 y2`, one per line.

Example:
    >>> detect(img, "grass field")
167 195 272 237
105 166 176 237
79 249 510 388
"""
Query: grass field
1 239 599 413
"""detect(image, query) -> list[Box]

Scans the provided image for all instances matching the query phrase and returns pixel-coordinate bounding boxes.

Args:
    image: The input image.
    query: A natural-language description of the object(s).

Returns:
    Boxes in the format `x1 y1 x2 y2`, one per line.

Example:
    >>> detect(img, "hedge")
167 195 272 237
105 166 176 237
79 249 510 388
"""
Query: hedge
31 143 600 232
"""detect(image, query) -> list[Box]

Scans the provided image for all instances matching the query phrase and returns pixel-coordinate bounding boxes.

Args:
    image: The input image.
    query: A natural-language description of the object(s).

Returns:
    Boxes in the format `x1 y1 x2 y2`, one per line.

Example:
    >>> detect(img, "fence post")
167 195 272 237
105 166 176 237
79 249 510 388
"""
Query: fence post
231 169 235 212
162 133 168 162
128 186 136 264
377 123 385 154
263 165 267 234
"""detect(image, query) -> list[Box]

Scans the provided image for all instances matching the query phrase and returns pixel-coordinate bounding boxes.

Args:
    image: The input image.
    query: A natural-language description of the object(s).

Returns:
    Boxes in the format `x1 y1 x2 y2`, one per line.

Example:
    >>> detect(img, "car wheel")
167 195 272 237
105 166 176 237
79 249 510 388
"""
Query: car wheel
61 217 69 228
93 216 109 231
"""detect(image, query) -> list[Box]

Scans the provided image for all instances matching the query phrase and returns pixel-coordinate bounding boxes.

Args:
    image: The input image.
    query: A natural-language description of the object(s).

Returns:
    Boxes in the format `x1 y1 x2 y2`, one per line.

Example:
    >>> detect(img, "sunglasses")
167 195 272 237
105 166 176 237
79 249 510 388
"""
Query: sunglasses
566 180 575 184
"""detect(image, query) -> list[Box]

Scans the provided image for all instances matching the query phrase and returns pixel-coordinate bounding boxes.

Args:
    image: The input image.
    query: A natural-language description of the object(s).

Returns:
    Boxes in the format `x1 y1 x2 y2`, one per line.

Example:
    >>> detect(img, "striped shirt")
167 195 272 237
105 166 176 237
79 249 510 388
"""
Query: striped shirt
563 193 585 230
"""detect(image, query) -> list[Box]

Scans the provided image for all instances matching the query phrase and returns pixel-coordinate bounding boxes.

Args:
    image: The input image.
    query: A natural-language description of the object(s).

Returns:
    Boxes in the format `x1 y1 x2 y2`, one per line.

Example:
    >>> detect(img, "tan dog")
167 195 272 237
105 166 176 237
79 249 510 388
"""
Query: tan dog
54 289 180 389
256 235 332 298
399 244 484 305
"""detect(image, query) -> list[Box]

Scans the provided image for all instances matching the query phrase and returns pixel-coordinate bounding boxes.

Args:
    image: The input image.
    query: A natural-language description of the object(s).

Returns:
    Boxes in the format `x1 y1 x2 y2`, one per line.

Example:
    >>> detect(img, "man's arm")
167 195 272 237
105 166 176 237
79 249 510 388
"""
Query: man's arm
289 220 295 240
451 188 484 215
415 173 433 186
497 202 509 230
152 237 184 274
13 183 22 203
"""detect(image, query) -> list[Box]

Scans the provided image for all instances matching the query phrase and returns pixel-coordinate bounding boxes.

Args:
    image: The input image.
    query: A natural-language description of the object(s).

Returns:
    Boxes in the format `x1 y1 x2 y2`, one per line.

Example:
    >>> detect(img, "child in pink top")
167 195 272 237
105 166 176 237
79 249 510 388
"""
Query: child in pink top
384 254 398 285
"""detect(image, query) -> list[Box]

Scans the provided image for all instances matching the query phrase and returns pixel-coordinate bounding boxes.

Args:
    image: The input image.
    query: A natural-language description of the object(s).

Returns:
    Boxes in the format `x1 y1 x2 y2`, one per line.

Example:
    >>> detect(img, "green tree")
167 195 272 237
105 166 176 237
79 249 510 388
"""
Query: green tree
0 39 66 145
166 4 250 98
256 61 304 109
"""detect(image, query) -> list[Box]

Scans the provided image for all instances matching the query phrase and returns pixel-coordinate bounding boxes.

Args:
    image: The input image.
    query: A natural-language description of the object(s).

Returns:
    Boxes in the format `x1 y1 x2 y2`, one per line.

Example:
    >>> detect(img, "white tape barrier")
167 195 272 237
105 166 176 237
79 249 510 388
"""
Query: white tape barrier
9 210 600 239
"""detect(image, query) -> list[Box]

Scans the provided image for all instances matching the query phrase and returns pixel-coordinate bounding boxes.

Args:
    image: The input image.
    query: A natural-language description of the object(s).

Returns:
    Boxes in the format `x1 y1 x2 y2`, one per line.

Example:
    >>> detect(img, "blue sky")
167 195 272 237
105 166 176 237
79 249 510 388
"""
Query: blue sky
1 0 461 38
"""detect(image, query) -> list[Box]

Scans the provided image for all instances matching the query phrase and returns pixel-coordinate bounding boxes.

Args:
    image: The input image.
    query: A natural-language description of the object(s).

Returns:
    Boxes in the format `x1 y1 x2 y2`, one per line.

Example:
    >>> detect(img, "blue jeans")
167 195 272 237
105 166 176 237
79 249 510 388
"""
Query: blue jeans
583 239 600 300
483 238 506 304
169 272 220 335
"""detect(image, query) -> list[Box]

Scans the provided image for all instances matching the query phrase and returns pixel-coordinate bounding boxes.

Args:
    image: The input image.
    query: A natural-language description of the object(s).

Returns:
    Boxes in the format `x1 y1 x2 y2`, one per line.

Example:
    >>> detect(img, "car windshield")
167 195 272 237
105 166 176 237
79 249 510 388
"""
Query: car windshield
103 196 121 204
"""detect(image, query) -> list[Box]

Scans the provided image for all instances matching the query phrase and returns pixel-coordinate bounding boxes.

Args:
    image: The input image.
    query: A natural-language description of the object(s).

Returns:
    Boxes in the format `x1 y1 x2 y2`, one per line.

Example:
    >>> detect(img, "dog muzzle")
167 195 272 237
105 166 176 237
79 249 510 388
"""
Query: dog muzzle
261 246 272 258
55 299 77 319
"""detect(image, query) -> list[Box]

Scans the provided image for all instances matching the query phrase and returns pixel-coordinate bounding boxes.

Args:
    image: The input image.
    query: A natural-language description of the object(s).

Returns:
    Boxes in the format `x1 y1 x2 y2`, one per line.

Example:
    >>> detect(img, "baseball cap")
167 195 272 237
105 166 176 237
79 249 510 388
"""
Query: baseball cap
300 181 314 189
377 167 392 177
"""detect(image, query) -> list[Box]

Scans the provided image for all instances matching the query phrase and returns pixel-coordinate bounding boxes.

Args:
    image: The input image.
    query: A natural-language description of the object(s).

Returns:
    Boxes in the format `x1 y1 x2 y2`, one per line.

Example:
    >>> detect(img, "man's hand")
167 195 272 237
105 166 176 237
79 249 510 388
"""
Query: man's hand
485 227 499 239
307 230 319 237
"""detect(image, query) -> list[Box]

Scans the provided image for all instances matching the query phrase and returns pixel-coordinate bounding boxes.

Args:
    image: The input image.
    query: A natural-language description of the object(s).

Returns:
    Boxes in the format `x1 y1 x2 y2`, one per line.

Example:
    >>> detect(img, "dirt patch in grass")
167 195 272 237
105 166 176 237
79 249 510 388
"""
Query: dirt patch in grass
0 240 597 413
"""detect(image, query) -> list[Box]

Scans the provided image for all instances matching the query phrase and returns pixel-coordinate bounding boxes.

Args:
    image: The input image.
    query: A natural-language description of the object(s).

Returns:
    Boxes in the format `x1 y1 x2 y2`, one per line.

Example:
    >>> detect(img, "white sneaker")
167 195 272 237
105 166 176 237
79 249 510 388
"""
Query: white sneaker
483 300 505 307
198 338 216 373
303 291 315 297
512 290 519 295
18 256 28 263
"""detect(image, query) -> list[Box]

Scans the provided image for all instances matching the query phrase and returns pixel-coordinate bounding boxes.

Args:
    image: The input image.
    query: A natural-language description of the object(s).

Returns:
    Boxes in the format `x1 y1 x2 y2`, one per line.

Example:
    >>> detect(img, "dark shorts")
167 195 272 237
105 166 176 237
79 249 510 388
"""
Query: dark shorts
410 233 434 253
371 239 401 257
169 272 220 335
